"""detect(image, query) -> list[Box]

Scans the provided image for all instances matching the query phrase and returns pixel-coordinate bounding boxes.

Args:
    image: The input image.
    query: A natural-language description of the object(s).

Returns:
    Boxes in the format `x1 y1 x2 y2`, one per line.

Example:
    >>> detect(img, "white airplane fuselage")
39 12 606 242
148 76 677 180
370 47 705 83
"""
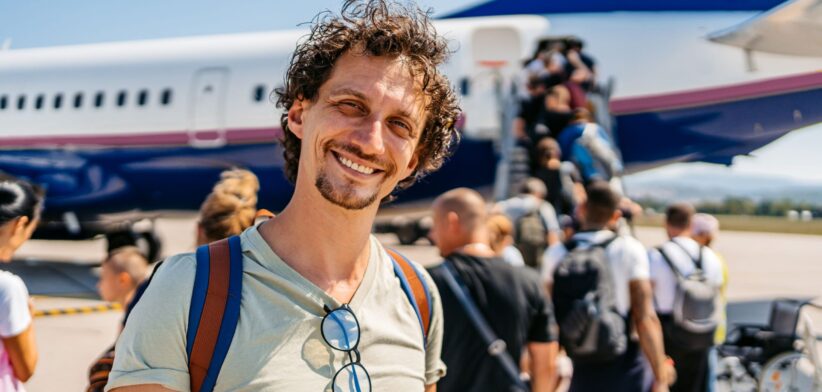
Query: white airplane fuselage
0 13 820 223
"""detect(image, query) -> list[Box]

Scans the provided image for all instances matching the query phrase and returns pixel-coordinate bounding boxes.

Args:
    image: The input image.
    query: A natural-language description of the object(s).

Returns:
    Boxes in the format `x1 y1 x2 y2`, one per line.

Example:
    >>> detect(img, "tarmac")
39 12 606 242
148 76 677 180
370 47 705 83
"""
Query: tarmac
4 215 822 391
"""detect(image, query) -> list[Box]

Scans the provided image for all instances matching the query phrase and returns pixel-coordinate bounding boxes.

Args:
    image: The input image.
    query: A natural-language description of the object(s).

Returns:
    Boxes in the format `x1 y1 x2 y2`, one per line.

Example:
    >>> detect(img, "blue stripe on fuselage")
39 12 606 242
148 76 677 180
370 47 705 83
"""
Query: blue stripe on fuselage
441 0 786 18
0 138 498 220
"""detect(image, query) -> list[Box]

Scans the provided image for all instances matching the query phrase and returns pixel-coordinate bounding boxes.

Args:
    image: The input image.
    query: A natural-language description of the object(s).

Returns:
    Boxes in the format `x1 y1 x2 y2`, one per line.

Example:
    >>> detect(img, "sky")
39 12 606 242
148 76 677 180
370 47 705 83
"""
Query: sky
2 0 821 185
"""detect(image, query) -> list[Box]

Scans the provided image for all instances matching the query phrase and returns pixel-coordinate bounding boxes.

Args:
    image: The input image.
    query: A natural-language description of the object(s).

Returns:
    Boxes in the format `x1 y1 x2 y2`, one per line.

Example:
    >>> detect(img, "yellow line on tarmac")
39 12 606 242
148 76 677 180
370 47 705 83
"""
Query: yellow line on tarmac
34 303 123 318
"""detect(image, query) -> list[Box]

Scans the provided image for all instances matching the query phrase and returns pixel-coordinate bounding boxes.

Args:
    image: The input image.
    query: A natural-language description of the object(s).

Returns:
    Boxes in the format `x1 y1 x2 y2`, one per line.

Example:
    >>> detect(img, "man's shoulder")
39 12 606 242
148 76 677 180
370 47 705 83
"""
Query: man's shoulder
143 252 198 298
614 234 645 251
511 263 543 287
375 240 438 290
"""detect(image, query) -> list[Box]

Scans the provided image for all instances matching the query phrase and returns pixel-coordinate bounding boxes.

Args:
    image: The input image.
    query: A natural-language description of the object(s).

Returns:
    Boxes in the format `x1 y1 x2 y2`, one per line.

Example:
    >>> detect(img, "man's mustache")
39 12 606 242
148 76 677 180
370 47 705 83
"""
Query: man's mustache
324 141 396 175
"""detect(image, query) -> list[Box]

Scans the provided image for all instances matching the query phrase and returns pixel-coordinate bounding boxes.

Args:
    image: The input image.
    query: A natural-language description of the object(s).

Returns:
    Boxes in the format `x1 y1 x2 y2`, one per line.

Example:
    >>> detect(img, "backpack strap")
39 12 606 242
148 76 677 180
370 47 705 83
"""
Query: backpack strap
565 232 617 251
666 239 705 273
386 248 432 346
656 245 686 281
593 234 618 249
187 235 244 392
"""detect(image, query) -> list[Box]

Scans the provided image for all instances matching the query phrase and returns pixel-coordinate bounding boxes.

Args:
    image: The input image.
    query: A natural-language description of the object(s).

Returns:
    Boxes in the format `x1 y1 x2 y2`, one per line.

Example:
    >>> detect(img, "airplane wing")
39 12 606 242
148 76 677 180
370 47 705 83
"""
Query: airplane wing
611 71 822 172
708 0 822 56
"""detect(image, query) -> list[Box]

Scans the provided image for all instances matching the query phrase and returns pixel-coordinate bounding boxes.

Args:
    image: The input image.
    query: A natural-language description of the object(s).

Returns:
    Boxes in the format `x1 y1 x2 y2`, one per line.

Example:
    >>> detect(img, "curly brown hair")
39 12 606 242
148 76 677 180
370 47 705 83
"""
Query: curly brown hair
275 0 461 197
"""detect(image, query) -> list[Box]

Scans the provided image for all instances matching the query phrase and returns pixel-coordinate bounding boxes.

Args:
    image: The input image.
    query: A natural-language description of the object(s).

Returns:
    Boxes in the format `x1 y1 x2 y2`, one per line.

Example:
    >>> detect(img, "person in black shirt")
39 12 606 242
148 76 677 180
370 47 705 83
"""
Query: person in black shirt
427 188 559 392
534 138 584 217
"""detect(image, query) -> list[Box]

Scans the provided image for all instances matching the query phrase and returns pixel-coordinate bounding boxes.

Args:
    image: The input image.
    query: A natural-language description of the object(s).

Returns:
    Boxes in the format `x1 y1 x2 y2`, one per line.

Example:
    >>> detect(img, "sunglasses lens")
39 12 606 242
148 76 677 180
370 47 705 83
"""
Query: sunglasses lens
333 362 371 392
322 307 360 351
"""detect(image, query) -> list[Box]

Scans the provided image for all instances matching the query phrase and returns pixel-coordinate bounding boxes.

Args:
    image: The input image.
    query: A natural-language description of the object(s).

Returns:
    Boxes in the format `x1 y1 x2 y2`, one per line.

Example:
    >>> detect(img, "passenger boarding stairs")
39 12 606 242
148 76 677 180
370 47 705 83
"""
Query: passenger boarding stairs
494 77 618 200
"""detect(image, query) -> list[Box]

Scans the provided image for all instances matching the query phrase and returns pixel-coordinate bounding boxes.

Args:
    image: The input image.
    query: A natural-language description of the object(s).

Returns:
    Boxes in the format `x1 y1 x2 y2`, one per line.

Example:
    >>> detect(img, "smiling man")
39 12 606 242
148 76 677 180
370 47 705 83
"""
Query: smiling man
106 1 460 391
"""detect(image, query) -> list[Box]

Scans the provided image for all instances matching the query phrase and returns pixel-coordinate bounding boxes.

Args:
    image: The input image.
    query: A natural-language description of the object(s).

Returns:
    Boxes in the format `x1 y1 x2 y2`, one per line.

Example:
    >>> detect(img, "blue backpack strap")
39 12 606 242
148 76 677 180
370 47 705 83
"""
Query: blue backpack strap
187 235 244 392
386 248 433 346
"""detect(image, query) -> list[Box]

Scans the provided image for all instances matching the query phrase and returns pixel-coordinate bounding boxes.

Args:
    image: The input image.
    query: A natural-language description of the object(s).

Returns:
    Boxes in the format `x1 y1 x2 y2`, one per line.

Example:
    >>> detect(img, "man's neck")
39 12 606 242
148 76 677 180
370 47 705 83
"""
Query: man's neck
449 231 495 258
580 224 607 232
453 242 495 258
120 290 136 308
258 188 378 302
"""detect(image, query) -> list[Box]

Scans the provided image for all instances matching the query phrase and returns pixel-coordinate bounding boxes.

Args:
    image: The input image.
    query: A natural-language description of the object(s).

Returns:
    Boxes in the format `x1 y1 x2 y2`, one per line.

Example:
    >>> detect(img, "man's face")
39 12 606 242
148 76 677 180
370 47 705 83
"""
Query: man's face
428 207 455 257
287 52 426 210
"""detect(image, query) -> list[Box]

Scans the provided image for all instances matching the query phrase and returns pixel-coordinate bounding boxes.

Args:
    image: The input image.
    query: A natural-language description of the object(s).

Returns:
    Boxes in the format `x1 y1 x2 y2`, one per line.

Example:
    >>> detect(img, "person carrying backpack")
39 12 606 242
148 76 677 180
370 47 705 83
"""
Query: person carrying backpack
106 2 460 390
428 188 559 392
542 181 674 392
494 178 561 269
649 203 724 392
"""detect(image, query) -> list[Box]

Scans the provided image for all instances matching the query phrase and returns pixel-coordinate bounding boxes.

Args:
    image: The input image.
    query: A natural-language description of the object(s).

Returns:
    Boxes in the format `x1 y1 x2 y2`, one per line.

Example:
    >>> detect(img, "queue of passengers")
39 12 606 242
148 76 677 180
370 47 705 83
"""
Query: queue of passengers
0 2 727 391
431 182 727 392
513 36 623 224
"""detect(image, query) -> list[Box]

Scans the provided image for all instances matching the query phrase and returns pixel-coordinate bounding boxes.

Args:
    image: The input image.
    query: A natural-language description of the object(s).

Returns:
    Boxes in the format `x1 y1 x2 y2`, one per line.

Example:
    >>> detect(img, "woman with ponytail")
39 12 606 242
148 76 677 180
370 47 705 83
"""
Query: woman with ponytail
0 176 43 390
196 169 262 245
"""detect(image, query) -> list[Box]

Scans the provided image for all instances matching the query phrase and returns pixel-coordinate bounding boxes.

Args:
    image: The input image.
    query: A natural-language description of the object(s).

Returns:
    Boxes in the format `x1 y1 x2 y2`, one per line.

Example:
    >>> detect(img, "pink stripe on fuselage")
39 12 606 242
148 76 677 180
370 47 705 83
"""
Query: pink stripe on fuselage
610 71 822 115
0 127 283 148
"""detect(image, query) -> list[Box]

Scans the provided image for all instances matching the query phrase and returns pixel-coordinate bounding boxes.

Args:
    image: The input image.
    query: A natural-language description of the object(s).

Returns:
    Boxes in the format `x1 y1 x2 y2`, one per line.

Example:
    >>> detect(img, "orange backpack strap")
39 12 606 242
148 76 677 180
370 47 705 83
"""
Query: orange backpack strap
187 236 244 392
386 248 432 345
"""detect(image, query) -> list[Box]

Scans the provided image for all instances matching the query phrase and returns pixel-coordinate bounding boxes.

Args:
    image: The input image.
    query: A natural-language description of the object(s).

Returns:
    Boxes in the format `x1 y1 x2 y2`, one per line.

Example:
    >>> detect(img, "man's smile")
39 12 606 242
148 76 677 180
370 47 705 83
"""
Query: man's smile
334 151 377 175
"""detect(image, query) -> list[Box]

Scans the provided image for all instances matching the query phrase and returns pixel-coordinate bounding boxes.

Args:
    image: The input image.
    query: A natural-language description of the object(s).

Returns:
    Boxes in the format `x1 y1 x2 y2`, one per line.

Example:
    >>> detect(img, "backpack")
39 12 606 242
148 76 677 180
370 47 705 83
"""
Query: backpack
656 242 719 351
551 235 628 364
569 123 623 183
92 236 432 392
514 207 548 268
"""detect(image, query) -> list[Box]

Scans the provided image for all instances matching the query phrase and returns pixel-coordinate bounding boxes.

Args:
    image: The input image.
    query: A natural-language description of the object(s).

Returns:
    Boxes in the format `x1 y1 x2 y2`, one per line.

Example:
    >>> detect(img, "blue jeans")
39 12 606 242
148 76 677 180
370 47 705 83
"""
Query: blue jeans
706 347 718 392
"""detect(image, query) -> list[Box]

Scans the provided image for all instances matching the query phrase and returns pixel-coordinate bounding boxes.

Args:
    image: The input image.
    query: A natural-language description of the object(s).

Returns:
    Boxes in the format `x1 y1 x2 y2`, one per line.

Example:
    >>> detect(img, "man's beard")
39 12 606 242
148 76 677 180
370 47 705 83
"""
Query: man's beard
315 141 396 210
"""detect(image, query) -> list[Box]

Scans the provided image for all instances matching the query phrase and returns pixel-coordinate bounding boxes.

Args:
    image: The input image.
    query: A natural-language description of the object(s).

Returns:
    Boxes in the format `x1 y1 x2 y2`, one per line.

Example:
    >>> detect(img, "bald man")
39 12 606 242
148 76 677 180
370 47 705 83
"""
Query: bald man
427 188 559 392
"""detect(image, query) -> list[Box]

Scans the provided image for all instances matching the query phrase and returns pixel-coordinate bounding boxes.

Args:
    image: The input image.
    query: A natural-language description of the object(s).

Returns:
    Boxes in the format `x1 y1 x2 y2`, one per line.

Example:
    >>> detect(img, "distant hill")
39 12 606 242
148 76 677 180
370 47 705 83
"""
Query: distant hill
623 167 822 204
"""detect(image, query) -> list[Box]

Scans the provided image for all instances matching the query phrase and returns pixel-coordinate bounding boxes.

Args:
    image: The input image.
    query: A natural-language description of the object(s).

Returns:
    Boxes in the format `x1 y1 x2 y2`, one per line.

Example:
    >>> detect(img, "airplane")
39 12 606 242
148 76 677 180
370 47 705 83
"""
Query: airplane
1 0 821 254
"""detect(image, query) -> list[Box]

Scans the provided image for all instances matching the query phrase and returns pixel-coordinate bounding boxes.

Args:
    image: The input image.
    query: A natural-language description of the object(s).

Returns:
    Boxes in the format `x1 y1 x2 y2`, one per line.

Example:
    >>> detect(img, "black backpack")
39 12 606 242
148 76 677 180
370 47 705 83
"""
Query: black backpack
657 242 719 352
514 208 548 268
552 235 628 364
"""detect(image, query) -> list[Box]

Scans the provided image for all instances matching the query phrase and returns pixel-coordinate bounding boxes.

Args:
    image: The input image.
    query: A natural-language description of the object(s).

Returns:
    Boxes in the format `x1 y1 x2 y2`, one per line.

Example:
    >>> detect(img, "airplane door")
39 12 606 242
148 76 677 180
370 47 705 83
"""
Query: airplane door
189 68 229 147
464 27 521 139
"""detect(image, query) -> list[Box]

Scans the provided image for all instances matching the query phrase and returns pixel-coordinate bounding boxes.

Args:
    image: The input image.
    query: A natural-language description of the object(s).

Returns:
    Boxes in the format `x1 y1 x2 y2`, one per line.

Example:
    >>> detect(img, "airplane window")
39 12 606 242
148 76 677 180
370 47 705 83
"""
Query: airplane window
254 85 266 102
53 94 63 110
74 93 83 109
137 90 148 106
160 89 172 106
0 95 7 110
17 95 25 110
94 92 105 108
117 91 127 107
35 94 44 110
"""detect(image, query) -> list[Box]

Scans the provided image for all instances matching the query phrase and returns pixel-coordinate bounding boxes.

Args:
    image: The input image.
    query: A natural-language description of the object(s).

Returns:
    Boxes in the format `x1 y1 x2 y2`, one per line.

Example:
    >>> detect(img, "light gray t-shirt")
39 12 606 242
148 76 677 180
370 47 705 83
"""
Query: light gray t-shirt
496 195 561 234
107 225 446 391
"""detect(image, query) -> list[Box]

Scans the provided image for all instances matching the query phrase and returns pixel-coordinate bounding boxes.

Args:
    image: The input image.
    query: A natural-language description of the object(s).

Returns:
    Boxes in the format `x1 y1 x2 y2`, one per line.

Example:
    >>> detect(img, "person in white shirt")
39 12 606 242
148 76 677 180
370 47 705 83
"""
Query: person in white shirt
542 181 672 392
648 203 724 392
0 176 43 390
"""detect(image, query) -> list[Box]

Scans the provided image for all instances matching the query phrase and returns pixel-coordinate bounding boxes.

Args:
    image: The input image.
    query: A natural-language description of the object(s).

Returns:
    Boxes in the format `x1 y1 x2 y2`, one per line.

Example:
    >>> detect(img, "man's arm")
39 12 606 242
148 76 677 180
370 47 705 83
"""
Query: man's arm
528 341 558 392
106 255 195 391
1 323 37 382
539 204 561 247
546 231 560 247
629 279 670 391
513 117 528 140
424 384 437 392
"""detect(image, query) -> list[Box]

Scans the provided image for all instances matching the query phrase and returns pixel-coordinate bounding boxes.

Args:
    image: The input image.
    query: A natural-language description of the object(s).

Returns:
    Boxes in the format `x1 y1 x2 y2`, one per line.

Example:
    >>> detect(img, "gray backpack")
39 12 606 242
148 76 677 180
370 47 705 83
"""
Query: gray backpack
657 242 719 351
552 236 628 363
514 208 548 268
